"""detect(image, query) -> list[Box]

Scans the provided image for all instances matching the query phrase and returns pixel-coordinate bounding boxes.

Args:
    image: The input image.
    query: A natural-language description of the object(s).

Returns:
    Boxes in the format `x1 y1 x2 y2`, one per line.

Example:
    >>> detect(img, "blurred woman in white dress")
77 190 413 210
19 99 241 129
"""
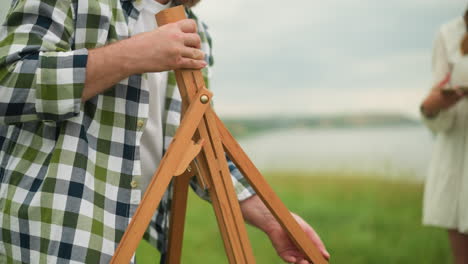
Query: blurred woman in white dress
420 9 468 264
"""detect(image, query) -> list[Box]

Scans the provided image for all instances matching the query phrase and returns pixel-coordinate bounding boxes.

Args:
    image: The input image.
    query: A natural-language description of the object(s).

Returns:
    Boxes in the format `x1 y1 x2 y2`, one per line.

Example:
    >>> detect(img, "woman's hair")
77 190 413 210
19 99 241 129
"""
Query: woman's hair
173 0 200 7
462 9 468 55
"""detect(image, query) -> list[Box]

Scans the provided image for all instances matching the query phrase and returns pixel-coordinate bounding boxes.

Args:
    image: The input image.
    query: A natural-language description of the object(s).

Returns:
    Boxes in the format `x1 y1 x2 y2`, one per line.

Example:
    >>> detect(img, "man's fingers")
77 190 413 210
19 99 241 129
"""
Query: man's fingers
177 57 207 69
292 213 330 260
305 228 330 259
306 228 327 253
282 255 296 263
184 33 201 48
178 19 197 33
181 47 205 60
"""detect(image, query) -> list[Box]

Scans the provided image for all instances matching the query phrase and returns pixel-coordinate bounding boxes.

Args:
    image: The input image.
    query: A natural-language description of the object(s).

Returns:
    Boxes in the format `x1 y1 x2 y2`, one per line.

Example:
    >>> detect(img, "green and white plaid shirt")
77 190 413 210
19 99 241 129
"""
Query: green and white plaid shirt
0 0 255 263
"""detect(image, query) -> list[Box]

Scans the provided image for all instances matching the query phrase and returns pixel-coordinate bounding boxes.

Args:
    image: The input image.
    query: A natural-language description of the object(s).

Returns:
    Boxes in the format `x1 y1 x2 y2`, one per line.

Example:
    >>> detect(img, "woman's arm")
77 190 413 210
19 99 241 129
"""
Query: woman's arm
420 73 463 118
420 29 460 132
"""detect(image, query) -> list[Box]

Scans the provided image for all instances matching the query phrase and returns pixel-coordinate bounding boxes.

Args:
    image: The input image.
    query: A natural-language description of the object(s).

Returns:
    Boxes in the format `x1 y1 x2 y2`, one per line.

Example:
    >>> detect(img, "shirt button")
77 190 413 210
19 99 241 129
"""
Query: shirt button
137 119 144 129
130 180 138 188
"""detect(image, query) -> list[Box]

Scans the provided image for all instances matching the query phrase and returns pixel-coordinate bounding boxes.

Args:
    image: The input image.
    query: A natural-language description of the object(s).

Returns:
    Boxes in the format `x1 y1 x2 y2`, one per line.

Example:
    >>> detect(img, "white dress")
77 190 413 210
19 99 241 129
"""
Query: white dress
422 16 468 234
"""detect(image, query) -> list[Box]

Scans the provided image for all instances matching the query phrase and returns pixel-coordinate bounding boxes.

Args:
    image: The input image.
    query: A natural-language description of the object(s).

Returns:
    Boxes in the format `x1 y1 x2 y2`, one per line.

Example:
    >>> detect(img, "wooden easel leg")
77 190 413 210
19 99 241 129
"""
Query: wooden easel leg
111 166 178 263
175 69 256 263
214 115 328 264
110 88 212 264
194 112 256 264
166 168 193 264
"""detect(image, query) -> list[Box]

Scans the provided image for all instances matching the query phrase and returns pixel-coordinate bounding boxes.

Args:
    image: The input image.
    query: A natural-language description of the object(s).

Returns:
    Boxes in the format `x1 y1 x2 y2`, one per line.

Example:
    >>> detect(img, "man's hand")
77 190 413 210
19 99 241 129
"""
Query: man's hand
240 195 330 263
82 19 205 101
266 213 330 264
127 19 206 74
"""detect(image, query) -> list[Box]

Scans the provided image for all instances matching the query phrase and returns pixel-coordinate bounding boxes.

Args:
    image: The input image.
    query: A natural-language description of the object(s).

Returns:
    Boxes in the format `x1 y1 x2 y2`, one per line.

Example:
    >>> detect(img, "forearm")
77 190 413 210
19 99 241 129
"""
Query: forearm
82 40 135 101
421 87 463 119
420 72 464 118
240 195 279 233
82 20 206 101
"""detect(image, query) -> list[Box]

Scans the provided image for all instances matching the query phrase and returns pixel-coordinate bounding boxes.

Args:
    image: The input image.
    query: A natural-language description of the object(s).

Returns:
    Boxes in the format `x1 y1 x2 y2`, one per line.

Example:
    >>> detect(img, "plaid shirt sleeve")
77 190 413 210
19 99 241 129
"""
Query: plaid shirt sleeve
0 0 87 124
188 156 256 202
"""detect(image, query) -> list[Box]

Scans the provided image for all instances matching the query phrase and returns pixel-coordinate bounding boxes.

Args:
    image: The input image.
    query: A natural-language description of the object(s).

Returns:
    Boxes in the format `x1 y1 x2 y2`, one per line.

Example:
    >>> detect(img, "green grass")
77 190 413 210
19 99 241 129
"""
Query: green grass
136 172 451 264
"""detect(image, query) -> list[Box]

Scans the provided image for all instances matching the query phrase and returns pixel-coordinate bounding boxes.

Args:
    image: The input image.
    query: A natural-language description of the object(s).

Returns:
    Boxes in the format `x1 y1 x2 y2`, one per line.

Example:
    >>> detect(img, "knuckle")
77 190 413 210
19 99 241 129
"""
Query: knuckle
191 60 200 69
170 32 183 41
164 23 177 32
199 50 206 60
194 34 201 45
174 57 184 68
188 19 197 31
171 46 182 56
183 59 196 69
192 49 199 58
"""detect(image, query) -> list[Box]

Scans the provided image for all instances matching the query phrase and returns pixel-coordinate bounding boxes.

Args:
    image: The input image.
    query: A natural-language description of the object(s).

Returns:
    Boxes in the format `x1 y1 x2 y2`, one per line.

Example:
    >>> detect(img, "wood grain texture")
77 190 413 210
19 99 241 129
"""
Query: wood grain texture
110 87 211 263
174 139 204 176
157 7 256 262
166 169 193 264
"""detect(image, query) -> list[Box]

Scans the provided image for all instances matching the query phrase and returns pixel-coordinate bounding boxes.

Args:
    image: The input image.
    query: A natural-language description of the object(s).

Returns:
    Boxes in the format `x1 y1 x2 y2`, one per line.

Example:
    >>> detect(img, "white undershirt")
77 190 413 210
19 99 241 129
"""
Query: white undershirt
131 0 172 195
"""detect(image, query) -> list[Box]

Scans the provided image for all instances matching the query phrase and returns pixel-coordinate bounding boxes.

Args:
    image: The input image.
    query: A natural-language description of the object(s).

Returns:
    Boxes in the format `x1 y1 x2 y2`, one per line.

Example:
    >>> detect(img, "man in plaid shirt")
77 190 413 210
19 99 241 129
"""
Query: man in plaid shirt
0 0 329 263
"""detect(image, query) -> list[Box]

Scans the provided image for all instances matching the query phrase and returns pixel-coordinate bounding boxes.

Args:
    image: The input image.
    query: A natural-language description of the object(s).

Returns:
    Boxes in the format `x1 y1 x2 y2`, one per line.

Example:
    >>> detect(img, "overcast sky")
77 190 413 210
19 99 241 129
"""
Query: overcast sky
1 0 466 117
192 0 467 117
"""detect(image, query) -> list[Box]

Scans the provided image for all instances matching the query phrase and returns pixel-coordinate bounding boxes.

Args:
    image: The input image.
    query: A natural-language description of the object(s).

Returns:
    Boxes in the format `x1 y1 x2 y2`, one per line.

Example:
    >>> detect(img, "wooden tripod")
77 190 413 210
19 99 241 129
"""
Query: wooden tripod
111 5 328 264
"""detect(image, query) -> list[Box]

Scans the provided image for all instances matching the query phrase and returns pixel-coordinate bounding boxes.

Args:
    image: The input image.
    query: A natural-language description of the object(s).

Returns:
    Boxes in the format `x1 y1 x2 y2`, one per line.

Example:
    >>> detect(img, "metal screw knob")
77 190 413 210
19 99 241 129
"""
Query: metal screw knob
200 95 209 104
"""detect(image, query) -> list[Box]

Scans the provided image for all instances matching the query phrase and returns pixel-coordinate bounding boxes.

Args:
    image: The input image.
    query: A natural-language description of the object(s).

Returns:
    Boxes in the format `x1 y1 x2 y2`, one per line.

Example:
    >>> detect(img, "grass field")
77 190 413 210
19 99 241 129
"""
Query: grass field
136 172 452 264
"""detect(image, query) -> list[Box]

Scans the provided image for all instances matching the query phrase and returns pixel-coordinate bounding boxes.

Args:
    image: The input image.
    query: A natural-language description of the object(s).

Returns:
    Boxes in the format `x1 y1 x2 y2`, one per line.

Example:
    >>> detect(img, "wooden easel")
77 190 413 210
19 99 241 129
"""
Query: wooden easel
111 6 328 264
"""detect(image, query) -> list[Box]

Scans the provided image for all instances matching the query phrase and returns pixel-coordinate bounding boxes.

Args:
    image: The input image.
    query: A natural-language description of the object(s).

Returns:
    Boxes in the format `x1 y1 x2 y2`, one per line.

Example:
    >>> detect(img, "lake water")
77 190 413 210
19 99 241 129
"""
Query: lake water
237 125 434 181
